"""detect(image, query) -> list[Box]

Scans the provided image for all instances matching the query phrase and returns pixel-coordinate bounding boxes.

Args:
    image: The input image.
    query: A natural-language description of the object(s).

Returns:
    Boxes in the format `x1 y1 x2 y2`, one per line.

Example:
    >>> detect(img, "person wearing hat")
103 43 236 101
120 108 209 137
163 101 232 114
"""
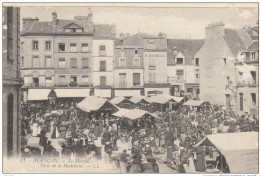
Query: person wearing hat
102 127 111 145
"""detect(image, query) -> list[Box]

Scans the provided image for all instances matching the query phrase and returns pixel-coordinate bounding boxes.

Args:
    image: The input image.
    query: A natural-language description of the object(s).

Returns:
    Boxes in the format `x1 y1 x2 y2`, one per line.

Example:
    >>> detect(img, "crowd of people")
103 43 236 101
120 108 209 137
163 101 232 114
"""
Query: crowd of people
20 99 258 173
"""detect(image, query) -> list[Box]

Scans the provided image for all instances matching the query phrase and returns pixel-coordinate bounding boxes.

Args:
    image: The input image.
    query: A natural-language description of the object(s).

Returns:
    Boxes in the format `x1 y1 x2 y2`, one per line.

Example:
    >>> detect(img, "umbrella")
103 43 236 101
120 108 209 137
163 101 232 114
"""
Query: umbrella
51 110 61 115
44 113 52 118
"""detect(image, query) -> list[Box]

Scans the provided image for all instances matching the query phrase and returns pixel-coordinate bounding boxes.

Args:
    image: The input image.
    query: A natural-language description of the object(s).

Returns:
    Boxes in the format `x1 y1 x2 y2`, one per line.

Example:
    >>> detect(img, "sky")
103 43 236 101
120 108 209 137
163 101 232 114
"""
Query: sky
20 4 258 39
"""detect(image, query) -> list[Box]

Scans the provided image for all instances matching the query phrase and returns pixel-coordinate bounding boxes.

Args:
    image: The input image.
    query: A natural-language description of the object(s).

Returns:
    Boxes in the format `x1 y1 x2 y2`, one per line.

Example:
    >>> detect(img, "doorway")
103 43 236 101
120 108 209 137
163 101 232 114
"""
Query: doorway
225 94 231 110
7 93 14 157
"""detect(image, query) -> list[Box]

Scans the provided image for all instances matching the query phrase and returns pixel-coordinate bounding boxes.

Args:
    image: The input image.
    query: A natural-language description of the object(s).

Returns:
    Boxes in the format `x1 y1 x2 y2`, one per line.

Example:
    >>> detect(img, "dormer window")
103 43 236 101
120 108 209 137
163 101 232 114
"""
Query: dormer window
64 22 83 33
176 58 183 64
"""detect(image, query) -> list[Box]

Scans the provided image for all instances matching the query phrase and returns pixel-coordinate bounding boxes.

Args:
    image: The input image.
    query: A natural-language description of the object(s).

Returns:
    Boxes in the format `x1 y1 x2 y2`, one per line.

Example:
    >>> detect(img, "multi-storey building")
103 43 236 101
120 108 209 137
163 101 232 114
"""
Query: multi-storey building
92 24 116 98
113 33 145 97
236 40 258 115
21 11 96 101
167 39 204 98
195 22 252 110
3 6 22 159
143 33 170 96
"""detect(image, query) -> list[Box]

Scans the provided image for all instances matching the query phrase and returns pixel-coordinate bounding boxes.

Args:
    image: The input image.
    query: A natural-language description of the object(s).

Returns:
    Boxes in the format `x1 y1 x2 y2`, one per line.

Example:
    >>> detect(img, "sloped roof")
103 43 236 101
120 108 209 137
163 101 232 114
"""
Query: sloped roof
167 39 204 65
224 28 252 56
245 40 259 52
94 24 114 39
122 109 160 120
130 96 149 104
110 97 128 105
22 19 93 35
117 32 157 47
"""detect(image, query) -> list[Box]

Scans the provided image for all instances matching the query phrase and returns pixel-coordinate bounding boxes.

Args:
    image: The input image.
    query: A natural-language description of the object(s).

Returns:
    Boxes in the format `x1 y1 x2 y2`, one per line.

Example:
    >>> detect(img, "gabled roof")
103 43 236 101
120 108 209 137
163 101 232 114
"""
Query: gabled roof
117 32 157 47
93 24 114 39
63 22 83 29
22 19 93 35
245 40 259 52
110 97 132 105
224 28 252 56
167 39 204 65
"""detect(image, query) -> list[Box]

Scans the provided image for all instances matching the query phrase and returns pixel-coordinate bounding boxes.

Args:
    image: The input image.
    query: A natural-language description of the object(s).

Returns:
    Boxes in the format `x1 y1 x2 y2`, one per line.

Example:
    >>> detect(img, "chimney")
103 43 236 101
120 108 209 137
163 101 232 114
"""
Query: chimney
120 33 125 40
173 47 178 55
22 17 39 30
111 24 116 39
205 21 225 40
126 33 130 38
87 8 93 23
52 12 57 25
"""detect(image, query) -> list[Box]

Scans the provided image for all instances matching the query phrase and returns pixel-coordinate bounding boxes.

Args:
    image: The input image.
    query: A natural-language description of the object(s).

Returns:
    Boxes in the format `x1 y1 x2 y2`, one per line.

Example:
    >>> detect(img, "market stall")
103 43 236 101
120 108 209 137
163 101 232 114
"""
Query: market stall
110 97 135 109
130 96 151 110
194 132 258 173
183 100 210 111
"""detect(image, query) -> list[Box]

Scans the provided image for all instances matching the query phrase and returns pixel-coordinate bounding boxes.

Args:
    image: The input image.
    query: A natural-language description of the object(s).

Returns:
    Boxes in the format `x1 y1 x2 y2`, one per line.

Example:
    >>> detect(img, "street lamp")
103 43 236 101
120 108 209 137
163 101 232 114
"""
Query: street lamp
48 89 57 109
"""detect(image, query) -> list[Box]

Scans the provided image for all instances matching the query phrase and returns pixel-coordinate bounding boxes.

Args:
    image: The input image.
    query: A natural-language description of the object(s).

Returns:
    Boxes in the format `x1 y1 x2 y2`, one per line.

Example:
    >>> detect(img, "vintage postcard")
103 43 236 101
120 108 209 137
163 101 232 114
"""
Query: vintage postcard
2 2 259 174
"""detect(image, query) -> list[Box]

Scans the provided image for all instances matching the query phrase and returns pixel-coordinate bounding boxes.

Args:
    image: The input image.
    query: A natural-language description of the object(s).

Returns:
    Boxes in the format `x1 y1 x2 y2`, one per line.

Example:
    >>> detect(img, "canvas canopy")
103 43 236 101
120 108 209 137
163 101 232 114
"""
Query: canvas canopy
27 89 51 101
112 108 131 118
122 109 160 120
171 96 184 103
110 97 133 105
130 96 150 104
183 100 207 107
194 132 258 173
55 89 90 98
147 95 174 104
77 96 118 112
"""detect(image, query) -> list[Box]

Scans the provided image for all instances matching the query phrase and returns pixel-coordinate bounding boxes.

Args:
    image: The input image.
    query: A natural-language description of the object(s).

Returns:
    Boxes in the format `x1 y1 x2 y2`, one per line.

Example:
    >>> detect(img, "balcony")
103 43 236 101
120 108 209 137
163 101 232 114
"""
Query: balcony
237 80 257 87
149 65 156 70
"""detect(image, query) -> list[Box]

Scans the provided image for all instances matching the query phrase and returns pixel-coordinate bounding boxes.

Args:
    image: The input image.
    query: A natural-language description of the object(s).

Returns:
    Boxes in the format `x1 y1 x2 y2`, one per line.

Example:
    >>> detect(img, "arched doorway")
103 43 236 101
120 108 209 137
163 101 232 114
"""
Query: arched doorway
7 93 13 157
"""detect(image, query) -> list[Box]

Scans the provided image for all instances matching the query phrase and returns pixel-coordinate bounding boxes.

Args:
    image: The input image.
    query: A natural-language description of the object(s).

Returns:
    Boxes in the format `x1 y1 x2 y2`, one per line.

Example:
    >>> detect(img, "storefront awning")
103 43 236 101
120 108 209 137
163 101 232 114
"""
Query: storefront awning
114 89 141 97
55 89 90 98
94 89 111 98
183 100 208 106
27 89 51 101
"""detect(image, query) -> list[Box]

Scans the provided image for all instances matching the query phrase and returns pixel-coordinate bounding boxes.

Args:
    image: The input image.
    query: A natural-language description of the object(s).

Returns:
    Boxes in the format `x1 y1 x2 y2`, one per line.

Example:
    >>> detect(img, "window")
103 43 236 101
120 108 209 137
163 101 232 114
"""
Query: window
45 77 52 86
32 56 40 68
45 41 51 51
119 73 127 87
135 49 138 54
45 56 52 67
76 29 83 33
100 76 106 85
82 43 88 52
148 73 156 83
70 58 77 68
21 57 24 67
251 93 256 106
147 41 155 49
58 43 65 52
176 58 183 64
223 58 226 66
82 75 89 84
99 45 106 56
58 58 65 68
251 71 256 84
100 61 106 71
149 58 156 70
59 75 66 85
119 57 126 67
133 73 140 86
32 41 38 51
133 57 140 67
82 58 88 68
21 42 23 51
176 69 184 75
196 74 199 79
70 75 77 82
70 43 77 52
187 88 193 93
195 58 199 66
251 52 255 60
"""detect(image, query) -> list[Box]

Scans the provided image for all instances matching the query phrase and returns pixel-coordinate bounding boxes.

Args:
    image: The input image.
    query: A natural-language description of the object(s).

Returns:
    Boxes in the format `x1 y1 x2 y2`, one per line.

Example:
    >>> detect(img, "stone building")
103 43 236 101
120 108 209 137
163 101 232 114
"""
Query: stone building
167 39 204 98
236 40 258 115
195 22 252 110
3 6 22 158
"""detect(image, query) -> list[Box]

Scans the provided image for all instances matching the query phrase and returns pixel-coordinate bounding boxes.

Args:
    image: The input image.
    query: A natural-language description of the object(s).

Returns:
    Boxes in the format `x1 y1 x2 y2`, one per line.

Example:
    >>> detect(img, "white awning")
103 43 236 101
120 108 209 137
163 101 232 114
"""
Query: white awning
55 89 90 98
94 89 111 98
195 132 258 173
27 89 51 101
114 89 141 97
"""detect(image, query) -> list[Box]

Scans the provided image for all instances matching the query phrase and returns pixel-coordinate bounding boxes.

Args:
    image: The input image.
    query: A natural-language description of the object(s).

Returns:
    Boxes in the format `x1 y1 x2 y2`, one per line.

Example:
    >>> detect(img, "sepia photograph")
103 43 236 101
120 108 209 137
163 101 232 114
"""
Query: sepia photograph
2 2 259 174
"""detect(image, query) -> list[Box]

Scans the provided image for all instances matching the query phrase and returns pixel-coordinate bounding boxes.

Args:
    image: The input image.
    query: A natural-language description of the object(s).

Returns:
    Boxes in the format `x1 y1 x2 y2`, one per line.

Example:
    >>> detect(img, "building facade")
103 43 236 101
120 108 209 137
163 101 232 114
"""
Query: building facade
167 39 204 98
236 40 258 115
3 6 22 159
143 34 170 96
195 22 252 110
